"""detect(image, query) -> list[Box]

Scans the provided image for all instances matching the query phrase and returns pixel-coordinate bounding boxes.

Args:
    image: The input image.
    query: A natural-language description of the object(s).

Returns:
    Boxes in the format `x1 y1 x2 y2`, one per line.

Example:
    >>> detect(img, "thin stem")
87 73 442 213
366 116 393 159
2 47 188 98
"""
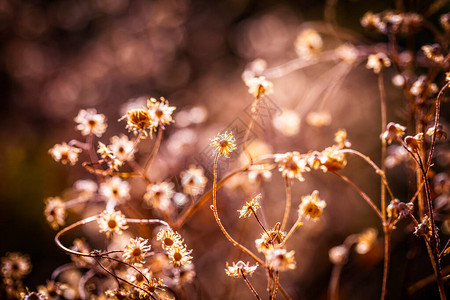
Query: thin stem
331 171 383 220
281 177 291 232
329 263 344 300
250 207 269 237
211 154 265 266
381 227 391 300
279 215 302 248
271 271 279 300
240 270 262 300
144 127 163 173
339 149 395 201
378 71 387 222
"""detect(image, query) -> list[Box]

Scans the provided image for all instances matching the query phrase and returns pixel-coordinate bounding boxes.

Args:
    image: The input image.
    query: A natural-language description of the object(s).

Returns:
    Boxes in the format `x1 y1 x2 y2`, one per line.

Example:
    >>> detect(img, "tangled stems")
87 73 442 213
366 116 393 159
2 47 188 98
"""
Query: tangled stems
211 154 264 266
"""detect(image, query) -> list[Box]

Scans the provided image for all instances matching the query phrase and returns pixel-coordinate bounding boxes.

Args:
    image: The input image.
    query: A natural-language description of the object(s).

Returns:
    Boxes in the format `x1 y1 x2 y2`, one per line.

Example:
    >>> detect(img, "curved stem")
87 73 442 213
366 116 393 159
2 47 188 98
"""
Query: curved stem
281 177 292 232
331 172 383 220
211 154 265 266
144 127 164 173
241 270 261 300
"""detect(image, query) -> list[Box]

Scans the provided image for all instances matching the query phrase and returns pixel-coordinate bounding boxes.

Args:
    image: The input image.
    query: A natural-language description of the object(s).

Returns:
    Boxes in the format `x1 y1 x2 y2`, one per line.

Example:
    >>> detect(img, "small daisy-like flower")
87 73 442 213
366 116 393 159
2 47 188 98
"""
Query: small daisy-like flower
109 134 135 161
180 166 208 197
356 228 378 254
144 181 175 211
328 245 348 265
122 237 151 265
156 228 182 250
404 133 423 152
273 110 301 137
73 179 97 200
245 76 274 99
306 111 332 128
210 131 237 158
255 224 287 253
238 194 262 218
225 261 258 278
1 252 31 280
380 122 406 144
294 28 323 59
366 53 391 74
44 197 66 230
48 142 81 165
37 280 66 300
147 97 176 128
74 108 107 137
142 275 166 298
266 247 296 271
99 177 130 206
120 108 155 138
166 242 193 267
97 142 123 171
97 209 128 237
274 152 310 182
298 190 326 221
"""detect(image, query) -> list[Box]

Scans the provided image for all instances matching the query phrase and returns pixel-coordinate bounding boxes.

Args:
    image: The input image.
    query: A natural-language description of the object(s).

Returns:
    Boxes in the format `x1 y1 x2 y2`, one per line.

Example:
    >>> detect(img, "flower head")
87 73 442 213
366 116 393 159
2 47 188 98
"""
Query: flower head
274 151 310 181
99 177 130 207
329 245 349 265
97 209 128 237
120 108 155 138
166 242 193 267
74 108 107 137
180 166 208 197
238 194 262 218
49 142 81 165
44 197 66 230
380 122 406 144
147 97 176 128
366 53 391 74
298 190 326 221
144 181 175 212
404 133 423 152
306 111 332 128
156 228 182 250
245 76 274 99
1 252 31 280
225 261 258 278
255 224 286 253
294 29 323 59
109 134 135 161
210 131 237 158
122 237 151 265
265 247 296 271
97 142 123 171
356 228 378 254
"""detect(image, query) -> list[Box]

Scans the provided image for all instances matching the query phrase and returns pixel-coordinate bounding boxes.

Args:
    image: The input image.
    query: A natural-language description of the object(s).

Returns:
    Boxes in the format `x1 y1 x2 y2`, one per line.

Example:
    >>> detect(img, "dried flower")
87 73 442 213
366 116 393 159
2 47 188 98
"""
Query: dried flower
147 97 176 128
255 224 286 253
99 177 130 207
74 108 107 137
156 228 182 250
404 133 423 152
210 131 237 158
387 199 413 220
414 216 432 239
335 43 359 64
410 76 438 96
266 247 296 271
366 53 391 74
180 166 208 197
97 209 128 237
329 245 348 265
144 181 175 211
120 108 155 138
109 134 135 161
316 146 347 172
422 44 444 63
426 124 447 140
294 29 323 59
225 261 258 278
380 122 406 143
245 76 274 99
298 190 326 221
122 237 151 265
274 151 310 181
97 142 123 171
356 228 377 254
44 197 66 230
48 142 81 165
166 242 193 267
37 280 66 299
334 129 351 149
238 194 262 218
1 252 31 280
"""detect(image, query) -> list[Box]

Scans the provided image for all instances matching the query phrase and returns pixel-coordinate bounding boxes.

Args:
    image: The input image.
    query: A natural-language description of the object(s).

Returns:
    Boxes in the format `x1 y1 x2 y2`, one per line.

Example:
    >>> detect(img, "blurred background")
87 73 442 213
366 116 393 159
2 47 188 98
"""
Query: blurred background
0 0 449 299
